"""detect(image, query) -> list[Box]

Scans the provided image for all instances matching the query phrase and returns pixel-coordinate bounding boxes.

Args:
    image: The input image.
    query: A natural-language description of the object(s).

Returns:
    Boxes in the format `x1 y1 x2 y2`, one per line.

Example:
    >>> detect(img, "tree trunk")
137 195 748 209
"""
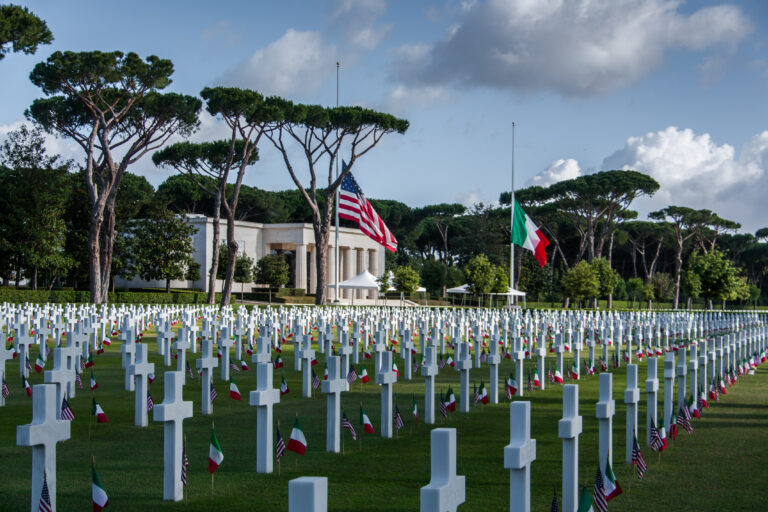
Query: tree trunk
220 210 238 307
608 293 613 309
313 227 330 305
32 267 38 290
97 202 117 304
166 279 171 293
88 205 104 304
673 239 683 310
207 191 223 304
563 296 570 309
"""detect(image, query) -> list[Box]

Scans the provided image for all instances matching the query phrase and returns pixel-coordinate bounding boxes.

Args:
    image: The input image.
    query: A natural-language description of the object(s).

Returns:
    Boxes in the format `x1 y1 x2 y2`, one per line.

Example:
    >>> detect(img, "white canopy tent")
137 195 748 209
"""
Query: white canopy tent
326 270 380 304
445 284 470 294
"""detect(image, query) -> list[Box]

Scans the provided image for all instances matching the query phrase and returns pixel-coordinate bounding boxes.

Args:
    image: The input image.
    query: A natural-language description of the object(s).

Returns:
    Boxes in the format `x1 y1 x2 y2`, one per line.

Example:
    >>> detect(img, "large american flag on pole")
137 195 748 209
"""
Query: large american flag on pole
338 162 398 252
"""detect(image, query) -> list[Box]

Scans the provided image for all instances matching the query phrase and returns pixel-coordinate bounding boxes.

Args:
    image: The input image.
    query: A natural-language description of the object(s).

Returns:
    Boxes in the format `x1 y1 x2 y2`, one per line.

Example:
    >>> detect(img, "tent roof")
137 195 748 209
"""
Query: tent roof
490 287 527 297
327 270 380 290
445 284 470 294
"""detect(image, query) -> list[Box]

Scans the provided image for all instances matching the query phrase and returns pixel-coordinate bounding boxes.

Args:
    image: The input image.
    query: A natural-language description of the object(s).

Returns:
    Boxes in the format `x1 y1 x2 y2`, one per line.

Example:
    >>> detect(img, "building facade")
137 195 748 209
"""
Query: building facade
115 214 385 299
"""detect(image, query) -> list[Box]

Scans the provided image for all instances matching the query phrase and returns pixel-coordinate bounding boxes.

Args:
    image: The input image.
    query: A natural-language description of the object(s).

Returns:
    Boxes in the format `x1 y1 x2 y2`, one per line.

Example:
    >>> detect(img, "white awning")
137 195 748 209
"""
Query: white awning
445 284 470 294
327 270 380 290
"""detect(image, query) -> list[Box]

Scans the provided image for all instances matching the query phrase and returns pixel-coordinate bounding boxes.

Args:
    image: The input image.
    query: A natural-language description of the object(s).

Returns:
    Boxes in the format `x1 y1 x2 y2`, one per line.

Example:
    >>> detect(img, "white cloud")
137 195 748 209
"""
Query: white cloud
456 189 485 208
526 158 581 187
217 29 337 97
393 0 752 96
382 84 450 114
526 126 768 230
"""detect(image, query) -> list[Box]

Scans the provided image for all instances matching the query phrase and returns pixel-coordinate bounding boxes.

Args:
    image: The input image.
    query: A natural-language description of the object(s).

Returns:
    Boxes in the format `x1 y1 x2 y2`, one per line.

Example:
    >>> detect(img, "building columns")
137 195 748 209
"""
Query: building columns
295 244 307 291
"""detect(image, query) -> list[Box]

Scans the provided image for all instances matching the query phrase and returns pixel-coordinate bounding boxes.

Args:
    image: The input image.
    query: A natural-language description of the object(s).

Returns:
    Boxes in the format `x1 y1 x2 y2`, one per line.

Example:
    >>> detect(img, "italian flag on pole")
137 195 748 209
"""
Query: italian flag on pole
512 200 549 267
92 399 109 423
287 418 307 455
92 461 109 511
208 428 224 473
360 406 375 434
229 377 242 400
603 460 622 500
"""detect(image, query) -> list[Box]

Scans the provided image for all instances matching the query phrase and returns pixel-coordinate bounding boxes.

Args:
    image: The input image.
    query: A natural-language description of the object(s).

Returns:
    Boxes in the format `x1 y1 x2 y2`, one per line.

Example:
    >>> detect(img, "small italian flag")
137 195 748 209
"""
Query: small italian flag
240 360 249 371
23 377 32 397
507 375 518 396
392 361 399 377
478 381 489 404
85 352 94 368
360 406 375 434
90 371 98 391
229 378 241 400
533 371 541 388
412 396 418 421
571 361 579 380
280 377 289 395
360 367 370 383
511 199 549 267
603 460 622 500
208 428 224 473
554 369 564 384
287 418 307 455
658 418 668 452
577 486 594 512
92 462 109 511
92 399 109 423
446 388 456 411
34 353 45 373
447 356 455 367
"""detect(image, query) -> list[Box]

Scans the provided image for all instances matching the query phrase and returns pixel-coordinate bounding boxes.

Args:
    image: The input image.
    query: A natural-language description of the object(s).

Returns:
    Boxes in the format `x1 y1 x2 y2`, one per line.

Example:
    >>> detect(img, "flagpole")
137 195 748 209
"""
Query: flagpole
509 121 516 307
334 61 341 303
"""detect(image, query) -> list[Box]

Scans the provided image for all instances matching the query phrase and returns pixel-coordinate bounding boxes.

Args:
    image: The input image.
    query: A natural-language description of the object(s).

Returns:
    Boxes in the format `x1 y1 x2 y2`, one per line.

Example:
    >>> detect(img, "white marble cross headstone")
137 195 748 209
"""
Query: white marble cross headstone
504 401 536 512
420 428 465 512
129 343 155 427
455 343 472 413
558 384 582 512
298 335 316 398
663 352 675 431
596 373 615 469
421 346 438 425
173 328 190 385
250 359 281 473
376 350 397 438
17 383 71 512
488 338 501 404
624 364 640 465
153 371 193 501
321 355 348 453
196 338 218 416
16 323 35 379
219 330 235 382
645 357 659 447
0 340 15 407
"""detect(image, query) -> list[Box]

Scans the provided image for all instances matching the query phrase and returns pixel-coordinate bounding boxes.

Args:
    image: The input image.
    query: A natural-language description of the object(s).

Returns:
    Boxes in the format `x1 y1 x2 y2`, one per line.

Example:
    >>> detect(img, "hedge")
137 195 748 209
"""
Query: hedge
0 288 218 305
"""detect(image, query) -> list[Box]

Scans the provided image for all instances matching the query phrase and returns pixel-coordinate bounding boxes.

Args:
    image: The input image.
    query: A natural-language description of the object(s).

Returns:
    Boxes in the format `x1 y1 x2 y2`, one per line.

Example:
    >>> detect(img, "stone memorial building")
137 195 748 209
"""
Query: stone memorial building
115 214 385 299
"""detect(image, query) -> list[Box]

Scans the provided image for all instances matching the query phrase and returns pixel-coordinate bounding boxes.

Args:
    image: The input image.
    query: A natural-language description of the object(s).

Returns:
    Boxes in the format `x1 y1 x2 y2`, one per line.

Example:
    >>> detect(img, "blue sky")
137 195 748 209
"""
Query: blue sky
2 0 768 231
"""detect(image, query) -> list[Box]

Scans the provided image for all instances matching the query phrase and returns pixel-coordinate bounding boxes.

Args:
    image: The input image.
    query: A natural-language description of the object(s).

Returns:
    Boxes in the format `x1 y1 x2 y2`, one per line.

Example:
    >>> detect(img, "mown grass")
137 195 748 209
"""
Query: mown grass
1 328 766 511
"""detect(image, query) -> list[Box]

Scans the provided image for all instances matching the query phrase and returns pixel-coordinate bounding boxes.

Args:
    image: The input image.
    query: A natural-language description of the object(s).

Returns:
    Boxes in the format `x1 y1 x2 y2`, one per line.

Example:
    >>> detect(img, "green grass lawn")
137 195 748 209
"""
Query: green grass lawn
1 330 766 511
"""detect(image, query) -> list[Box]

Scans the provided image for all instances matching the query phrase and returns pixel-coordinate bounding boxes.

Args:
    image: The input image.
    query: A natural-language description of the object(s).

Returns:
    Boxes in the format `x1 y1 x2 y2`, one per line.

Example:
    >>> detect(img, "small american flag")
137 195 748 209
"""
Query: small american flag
347 366 358 384
79 357 85 371
61 397 75 421
230 362 240 373
181 440 189 487
275 427 286 461
338 164 397 252
412 359 419 374
550 488 559 512
26 357 32 371
394 405 405 431
678 406 693 434
439 355 445 369
548 367 555 383
147 393 154 412
527 371 533 393
473 384 480 406
312 369 320 390
632 436 647 479
75 372 83 389
342 411 357 440
38 471 52 512
650 420 664 451
210 383 218 403
593 465 608 512
439 396 448 418
187 362 195 379
1 378 9 398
